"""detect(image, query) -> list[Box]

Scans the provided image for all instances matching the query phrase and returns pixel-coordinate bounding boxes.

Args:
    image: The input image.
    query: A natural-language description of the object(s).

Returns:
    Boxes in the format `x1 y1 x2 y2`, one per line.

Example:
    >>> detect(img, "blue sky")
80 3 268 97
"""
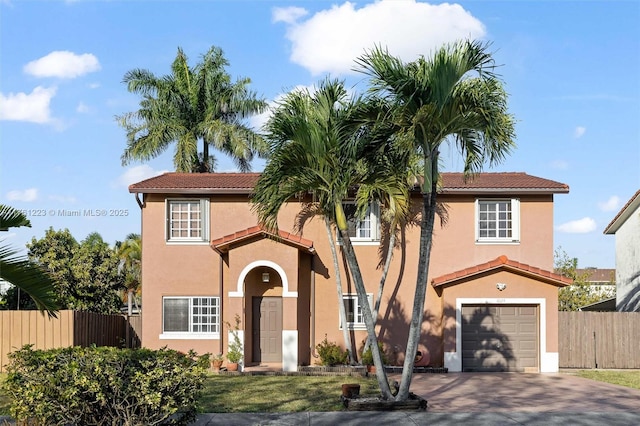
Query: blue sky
1 0 638 268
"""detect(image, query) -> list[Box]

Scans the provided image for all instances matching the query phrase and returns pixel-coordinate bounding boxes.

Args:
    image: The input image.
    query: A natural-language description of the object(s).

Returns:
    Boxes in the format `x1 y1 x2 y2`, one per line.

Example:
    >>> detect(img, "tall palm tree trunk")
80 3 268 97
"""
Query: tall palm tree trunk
325 217 355 363
396 155 438 401
363 229 396 354
335 204 393 399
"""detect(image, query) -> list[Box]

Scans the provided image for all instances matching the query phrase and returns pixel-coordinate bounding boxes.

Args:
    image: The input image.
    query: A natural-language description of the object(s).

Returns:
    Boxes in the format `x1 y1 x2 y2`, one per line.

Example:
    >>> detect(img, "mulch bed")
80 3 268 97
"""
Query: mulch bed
342 393 427 411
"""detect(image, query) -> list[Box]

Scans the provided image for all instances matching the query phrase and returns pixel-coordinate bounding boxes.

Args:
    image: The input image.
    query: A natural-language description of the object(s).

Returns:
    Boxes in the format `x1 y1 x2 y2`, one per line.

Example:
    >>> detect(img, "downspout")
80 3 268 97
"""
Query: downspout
311 254 318 359
219 254 224 355
211 244 225 355
131 192 144 348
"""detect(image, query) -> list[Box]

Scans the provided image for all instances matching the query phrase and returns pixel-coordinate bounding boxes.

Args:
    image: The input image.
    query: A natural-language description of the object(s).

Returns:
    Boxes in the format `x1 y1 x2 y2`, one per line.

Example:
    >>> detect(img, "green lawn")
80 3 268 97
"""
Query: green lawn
573 370 640 390
198 375 380 412
0 374 380 415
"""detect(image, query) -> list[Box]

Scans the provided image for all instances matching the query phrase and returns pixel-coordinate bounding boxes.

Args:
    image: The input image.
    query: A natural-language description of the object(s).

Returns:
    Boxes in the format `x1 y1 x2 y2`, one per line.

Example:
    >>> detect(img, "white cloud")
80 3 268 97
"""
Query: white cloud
88 82 100 89
556 217 597 234
76 102 89 113
274 0 486 75
24 51 100 79
598 195 620 212
574 126 586 138
550 160 568 170
272 6 308 24
6 188 38 202
114 165 166 188
0 86 56 123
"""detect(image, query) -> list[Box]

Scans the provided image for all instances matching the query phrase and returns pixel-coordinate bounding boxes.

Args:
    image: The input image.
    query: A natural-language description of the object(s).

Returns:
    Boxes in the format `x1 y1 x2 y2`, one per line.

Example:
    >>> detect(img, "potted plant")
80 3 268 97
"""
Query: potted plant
361 340 388 373
225 314 243 371
211 353 224 372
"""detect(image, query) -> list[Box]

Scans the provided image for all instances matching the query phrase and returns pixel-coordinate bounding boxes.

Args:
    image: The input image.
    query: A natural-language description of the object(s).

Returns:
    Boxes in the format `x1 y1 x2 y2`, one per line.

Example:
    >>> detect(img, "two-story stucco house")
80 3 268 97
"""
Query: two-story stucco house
604 189 640 312
129 171 570 373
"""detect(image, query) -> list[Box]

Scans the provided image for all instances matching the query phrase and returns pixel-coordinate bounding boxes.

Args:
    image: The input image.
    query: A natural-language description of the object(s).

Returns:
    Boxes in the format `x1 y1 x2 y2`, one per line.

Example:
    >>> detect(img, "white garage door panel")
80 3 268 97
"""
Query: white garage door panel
462 305 539 372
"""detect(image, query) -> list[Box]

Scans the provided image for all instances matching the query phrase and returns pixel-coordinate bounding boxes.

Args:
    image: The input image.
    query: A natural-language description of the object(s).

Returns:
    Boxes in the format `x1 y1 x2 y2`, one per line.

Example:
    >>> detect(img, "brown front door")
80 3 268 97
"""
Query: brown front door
252 297 282 363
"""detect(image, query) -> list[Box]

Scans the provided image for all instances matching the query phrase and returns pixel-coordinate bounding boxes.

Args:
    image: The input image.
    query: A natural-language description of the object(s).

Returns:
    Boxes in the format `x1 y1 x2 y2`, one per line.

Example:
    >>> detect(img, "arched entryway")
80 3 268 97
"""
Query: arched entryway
244 265 283 364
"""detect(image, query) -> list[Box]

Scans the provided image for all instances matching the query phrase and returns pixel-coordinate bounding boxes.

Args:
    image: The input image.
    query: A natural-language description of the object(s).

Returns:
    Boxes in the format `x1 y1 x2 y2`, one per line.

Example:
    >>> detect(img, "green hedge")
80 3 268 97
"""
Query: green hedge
4 345 210 425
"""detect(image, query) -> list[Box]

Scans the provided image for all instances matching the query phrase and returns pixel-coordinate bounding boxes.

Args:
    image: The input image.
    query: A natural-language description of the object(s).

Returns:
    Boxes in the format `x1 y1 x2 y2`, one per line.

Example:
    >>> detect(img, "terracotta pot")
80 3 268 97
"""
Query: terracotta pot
341 383 361 398
366 365 376 374
227 362 239 372
211 359 223 371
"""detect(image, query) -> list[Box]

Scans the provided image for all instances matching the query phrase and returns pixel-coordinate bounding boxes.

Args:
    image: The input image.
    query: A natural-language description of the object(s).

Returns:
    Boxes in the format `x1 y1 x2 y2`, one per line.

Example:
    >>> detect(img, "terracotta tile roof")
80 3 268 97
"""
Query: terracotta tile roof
130 172 569 195
431 255 572 288
211 225 315 254
603 189 640 234
439 172 569 194
129 173 260 194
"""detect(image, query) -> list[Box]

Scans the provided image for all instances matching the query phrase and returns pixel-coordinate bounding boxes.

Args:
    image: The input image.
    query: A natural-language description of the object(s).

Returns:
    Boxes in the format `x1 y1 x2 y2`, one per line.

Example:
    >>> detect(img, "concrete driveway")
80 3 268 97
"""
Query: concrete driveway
400 372 640 412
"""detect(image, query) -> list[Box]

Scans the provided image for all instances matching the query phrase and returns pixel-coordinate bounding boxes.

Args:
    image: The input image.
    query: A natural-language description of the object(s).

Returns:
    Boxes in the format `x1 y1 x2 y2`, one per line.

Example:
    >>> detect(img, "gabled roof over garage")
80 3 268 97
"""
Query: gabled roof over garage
431 255 572 288
211 225 315 254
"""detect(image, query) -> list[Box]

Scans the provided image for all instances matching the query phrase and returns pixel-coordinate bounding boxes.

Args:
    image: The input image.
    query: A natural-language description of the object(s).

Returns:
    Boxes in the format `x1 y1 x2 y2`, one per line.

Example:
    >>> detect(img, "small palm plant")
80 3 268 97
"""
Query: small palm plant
225 314 243 367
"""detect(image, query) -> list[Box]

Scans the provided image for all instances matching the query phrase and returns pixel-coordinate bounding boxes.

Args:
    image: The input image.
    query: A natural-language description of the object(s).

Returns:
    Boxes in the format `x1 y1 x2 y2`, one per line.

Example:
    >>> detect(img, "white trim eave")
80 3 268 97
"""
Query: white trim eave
604 193 640 234
230 260 297 298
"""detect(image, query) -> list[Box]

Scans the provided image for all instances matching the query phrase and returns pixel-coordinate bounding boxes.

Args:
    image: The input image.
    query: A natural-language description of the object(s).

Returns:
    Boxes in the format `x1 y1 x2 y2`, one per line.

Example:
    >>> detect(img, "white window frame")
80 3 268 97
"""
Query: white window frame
160 296 220 340
475 198 520 244
165 199 209 244
340 293 373 330
340 201 380 245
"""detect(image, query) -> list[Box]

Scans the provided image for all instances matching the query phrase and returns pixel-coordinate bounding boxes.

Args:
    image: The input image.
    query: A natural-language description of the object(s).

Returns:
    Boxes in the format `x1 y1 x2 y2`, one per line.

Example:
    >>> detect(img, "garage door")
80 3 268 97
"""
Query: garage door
462 305 538 372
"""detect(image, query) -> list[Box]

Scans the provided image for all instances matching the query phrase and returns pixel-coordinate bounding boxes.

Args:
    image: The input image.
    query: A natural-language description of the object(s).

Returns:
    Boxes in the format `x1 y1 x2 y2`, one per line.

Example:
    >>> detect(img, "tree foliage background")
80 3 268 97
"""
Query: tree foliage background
1 228 125 314
555 247 614 311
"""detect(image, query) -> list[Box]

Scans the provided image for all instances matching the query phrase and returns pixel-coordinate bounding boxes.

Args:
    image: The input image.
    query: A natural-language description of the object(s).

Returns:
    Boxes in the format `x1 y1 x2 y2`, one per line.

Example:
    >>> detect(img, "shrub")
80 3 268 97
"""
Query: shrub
4 345 210 425
315 335 349 366
225 314 243 364
360 340 389 366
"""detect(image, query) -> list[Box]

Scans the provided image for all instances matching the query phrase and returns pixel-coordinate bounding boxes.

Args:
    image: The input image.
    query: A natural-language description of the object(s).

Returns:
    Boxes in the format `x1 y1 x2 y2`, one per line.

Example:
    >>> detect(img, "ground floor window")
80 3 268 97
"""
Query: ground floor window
161 296 220 339
340 294 373 330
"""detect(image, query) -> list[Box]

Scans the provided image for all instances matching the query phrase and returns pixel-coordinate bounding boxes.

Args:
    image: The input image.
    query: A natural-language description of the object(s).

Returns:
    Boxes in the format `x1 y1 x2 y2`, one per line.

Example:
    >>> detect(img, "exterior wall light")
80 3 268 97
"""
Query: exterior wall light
496 282 507 291
262 272 270 283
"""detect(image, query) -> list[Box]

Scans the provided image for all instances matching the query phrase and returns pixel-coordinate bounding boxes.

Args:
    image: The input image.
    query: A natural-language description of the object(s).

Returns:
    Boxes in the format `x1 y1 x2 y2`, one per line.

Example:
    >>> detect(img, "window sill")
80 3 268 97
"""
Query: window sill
165 240 210 246
336 240 380 246
475 240 520 245
160 333 220 340
339 324 367 331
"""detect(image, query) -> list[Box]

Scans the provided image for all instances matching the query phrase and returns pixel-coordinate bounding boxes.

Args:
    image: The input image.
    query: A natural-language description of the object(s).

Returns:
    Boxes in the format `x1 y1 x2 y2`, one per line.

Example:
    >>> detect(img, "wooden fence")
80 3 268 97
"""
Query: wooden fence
0 310 141 372
559 311 640 369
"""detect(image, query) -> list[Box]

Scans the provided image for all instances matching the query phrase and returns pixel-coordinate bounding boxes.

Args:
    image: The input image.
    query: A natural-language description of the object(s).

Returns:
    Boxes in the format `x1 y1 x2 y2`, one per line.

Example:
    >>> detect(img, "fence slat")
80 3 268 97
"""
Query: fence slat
559 311 640 369
0 310 142 372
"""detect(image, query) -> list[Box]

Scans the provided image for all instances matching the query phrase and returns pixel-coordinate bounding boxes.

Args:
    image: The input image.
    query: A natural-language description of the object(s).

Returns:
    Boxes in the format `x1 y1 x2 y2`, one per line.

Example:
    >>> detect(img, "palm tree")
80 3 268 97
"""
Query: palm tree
117 233 141 315
118 46 268 172
0 205 59 316
356 40 516 400
251 79 407 399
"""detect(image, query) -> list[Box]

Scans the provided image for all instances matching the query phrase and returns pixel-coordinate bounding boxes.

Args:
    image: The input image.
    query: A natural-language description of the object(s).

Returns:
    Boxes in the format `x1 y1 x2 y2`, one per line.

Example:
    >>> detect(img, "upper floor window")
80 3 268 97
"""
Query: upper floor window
342 202 380 243
476 198 520 243
161 296 220 339
166 199 209 243
340 293 373 330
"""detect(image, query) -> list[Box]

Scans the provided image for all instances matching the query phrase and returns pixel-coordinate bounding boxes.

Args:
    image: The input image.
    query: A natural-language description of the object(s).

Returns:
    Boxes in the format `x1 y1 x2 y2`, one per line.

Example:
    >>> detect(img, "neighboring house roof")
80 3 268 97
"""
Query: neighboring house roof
603 189 640 234
575 268 616 284
129 172 569 195
431 255 573 288
580 296 616 312
211 225 315 254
